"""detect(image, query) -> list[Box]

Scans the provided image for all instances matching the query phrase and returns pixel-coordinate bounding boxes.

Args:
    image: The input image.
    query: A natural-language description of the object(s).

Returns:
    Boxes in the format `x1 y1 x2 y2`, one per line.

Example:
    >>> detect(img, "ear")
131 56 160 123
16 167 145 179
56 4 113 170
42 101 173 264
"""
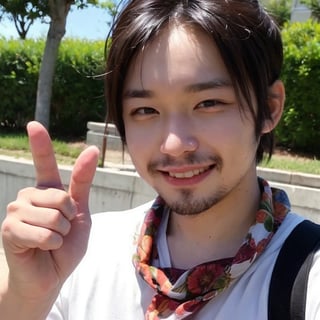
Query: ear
261 80 285 134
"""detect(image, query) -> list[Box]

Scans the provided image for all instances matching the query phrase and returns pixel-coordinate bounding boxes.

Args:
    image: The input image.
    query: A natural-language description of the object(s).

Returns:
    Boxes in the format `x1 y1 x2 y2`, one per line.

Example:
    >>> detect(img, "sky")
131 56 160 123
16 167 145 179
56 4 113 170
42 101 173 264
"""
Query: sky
0 6 111 40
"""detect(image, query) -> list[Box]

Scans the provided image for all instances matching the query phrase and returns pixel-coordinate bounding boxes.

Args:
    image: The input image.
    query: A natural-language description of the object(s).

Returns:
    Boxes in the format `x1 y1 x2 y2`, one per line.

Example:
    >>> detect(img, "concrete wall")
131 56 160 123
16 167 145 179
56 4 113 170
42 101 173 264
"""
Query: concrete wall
1 155 320 224
86 122 122 152
0 155 156 225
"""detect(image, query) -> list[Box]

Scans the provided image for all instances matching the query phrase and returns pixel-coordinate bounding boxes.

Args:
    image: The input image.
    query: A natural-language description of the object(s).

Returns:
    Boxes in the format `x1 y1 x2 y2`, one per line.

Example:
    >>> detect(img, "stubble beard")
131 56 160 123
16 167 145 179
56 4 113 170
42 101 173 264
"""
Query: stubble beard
159 187 229 216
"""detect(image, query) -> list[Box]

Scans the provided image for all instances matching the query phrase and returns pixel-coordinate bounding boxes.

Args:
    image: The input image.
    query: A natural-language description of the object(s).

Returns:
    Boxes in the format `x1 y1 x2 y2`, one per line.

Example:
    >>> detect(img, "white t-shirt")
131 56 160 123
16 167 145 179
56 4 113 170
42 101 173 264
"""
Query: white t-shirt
48 202 320 320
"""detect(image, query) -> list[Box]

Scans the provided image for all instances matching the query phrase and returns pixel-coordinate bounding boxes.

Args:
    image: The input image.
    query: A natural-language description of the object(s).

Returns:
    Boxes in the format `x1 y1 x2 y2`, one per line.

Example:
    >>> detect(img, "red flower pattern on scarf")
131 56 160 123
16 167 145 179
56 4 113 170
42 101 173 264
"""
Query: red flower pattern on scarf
187 263 227 294
133 178 290 319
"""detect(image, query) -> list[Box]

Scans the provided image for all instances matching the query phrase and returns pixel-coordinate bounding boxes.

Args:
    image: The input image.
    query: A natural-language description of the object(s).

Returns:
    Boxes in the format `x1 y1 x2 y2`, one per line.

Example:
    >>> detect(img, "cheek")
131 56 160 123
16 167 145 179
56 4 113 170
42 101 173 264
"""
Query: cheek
125 126 154 168
196 115 246 143
201 114 257 154
124 116 162 151
223 120 258 162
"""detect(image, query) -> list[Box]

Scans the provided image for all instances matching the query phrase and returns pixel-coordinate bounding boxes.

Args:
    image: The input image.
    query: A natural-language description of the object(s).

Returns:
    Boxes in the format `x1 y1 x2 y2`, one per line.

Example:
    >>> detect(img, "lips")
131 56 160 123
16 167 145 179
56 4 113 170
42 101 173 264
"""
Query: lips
158 163 215 187
168 167 208 179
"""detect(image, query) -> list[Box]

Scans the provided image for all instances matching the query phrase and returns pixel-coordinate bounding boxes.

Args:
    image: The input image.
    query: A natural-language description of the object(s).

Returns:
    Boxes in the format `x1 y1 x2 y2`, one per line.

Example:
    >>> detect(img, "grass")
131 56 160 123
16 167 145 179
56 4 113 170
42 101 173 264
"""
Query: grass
1 133 320 175
0 134 84 165
0 134 29 150
260 154 320 175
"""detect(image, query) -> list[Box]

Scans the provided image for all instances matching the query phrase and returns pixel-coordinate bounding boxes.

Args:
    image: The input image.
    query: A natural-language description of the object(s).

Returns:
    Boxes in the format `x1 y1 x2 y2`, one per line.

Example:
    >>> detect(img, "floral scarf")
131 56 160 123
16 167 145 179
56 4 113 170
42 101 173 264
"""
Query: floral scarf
133 178 290 319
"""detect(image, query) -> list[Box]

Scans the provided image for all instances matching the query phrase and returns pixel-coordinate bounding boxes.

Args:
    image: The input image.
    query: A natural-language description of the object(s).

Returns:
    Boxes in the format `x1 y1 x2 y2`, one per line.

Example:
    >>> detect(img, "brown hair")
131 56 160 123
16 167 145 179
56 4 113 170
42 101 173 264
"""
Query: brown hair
105 0 283 163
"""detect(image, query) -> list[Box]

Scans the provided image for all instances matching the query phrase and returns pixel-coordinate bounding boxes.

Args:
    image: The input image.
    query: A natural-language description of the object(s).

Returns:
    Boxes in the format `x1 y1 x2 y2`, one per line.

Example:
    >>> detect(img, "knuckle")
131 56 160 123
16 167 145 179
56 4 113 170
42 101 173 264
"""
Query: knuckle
1 217 20 245
49 210 71 235
47 188 71 207
37 229 63 250
49 209 62 224
1 217 12 235
59 191 72 207
6 200 33 220
17 187 34 199
6 201 21 214
53 191 76 219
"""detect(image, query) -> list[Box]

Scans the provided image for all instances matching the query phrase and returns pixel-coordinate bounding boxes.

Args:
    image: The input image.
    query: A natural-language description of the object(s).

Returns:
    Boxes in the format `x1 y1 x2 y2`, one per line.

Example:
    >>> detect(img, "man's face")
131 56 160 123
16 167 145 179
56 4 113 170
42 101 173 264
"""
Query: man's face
122 23 258 216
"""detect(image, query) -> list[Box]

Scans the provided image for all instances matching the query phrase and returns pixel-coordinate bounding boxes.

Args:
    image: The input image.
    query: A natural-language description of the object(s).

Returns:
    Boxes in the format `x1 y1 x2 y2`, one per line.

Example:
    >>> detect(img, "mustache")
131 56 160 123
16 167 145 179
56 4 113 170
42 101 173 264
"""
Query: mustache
147 153 222 171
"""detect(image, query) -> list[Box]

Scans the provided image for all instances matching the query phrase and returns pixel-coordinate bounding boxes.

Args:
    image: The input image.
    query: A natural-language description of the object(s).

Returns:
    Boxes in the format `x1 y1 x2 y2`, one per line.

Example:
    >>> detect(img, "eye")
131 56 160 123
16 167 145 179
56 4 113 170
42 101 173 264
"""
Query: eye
196 99 222 109
130 107 159 118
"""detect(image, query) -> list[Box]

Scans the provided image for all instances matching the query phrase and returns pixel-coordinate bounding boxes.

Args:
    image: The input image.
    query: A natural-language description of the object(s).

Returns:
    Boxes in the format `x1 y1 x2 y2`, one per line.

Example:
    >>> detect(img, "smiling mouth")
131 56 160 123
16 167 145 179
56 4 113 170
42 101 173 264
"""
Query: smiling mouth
167 166 212 179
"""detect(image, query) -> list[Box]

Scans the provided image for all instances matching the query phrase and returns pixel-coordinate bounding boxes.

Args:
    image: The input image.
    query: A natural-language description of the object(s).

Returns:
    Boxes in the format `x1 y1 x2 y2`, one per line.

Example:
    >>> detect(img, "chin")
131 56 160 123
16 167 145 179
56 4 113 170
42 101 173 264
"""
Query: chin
162 188 228 216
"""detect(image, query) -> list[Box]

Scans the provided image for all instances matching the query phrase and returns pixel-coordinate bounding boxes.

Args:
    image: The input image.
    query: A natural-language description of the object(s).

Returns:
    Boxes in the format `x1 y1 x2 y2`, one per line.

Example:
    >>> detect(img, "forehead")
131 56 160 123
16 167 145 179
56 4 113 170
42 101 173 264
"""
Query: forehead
123 23 231 91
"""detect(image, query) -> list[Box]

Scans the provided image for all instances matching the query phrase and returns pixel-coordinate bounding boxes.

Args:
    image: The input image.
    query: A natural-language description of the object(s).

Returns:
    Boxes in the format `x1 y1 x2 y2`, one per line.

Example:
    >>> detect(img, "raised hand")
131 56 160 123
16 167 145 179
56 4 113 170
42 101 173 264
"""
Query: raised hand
0 121 99 317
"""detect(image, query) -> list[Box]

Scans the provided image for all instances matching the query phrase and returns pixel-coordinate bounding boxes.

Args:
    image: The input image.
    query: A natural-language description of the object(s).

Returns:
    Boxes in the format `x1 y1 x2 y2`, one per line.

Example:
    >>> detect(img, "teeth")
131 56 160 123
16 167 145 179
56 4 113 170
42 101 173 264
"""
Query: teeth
169 168 206 178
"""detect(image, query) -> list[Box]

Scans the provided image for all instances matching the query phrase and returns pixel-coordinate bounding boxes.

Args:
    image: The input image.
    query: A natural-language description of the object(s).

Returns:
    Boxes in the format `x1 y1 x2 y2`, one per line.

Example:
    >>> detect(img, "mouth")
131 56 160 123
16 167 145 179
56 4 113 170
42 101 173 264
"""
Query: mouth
168 166 211 179
160 164 216 180
156 163 217 187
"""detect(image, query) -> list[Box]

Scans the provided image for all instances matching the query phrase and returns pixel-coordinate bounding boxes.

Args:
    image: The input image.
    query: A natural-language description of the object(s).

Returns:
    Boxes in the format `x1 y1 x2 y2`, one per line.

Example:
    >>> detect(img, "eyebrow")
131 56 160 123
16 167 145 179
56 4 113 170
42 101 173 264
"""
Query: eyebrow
122 78 233 99
185 79 233 93
123 88 153 99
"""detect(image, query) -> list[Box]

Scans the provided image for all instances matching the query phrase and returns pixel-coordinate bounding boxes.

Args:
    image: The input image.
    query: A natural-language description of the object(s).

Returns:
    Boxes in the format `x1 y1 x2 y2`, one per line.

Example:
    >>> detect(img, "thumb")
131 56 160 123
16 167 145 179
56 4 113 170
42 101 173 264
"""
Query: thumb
68 146 99 212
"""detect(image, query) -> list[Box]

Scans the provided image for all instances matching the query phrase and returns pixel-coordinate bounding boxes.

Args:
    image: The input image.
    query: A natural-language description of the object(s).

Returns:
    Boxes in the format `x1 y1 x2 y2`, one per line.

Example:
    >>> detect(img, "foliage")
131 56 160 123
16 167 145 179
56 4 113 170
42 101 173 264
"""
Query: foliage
50 39 106 137
301 0 320 22
1 20 320 154
33 1 117 130
0 0 116 39
0 39 42 129
0 0 117 135
99 0 119 25
0 0 48 39
0 38 106 138
277 20 320 154
263 0 292 28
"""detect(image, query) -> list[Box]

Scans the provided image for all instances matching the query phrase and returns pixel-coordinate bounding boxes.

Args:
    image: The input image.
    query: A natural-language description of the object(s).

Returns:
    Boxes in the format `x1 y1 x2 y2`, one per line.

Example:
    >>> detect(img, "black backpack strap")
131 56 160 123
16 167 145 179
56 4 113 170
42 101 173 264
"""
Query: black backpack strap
268 220 320 320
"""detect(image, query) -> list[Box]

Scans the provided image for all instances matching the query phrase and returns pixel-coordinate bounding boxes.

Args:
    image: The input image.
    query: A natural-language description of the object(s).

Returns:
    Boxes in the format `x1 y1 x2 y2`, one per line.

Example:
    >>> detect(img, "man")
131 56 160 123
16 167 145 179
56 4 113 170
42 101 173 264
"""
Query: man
1 0 319 319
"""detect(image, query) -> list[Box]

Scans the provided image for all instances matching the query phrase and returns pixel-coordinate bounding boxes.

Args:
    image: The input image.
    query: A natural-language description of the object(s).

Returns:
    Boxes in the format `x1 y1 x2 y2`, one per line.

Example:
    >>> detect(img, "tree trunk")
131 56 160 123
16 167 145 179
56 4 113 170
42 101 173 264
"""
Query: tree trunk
35 0 72 130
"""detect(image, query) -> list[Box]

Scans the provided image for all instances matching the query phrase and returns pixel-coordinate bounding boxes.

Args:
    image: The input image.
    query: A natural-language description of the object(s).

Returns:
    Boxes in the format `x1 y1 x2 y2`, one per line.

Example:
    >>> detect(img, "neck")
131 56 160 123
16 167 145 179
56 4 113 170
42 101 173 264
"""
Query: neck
167 174 261 269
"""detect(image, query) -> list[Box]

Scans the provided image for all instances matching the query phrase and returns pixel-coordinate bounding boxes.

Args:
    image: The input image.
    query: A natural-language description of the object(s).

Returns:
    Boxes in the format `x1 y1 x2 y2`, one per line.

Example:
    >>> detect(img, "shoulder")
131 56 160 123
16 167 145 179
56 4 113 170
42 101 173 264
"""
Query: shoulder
90 201 154 235
91 201 154 221
266 212 305 253
271 215 320 320
83 201 154 256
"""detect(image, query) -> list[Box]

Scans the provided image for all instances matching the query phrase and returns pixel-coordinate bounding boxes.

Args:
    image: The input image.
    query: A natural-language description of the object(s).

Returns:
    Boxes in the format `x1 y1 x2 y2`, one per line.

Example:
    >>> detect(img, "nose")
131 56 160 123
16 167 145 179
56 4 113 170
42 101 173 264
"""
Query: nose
160 118 199 157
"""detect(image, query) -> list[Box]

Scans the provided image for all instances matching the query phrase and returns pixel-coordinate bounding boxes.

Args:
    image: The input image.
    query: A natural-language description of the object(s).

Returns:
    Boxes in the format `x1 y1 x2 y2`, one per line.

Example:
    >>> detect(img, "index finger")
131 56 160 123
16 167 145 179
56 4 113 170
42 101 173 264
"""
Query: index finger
27 121 63 189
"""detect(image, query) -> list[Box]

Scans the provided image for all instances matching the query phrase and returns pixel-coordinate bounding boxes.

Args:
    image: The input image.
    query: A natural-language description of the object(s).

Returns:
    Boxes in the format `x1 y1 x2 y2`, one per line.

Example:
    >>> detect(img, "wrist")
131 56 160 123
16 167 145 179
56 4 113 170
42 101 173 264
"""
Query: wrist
0 277 60 320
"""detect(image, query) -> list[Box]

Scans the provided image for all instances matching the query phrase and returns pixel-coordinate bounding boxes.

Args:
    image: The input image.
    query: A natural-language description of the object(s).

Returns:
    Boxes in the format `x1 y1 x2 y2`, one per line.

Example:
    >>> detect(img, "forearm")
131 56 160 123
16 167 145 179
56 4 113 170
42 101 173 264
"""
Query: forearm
0 279 59 320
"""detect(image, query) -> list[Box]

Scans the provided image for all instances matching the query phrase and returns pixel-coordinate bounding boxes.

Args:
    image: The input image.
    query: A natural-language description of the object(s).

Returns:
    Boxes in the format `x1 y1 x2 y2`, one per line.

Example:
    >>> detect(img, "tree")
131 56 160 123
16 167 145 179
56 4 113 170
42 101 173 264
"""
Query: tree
263 0 292 28
0 1 48 39
101 0 119 26
1 0 117 130
36 0 117 130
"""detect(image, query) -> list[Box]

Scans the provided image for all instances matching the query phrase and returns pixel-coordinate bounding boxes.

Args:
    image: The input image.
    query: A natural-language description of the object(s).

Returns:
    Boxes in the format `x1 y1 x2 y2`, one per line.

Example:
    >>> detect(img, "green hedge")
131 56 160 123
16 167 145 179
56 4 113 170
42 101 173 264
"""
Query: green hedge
0 39 42 131
1 21 320 152
0 38 105 138
278 20 320 154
